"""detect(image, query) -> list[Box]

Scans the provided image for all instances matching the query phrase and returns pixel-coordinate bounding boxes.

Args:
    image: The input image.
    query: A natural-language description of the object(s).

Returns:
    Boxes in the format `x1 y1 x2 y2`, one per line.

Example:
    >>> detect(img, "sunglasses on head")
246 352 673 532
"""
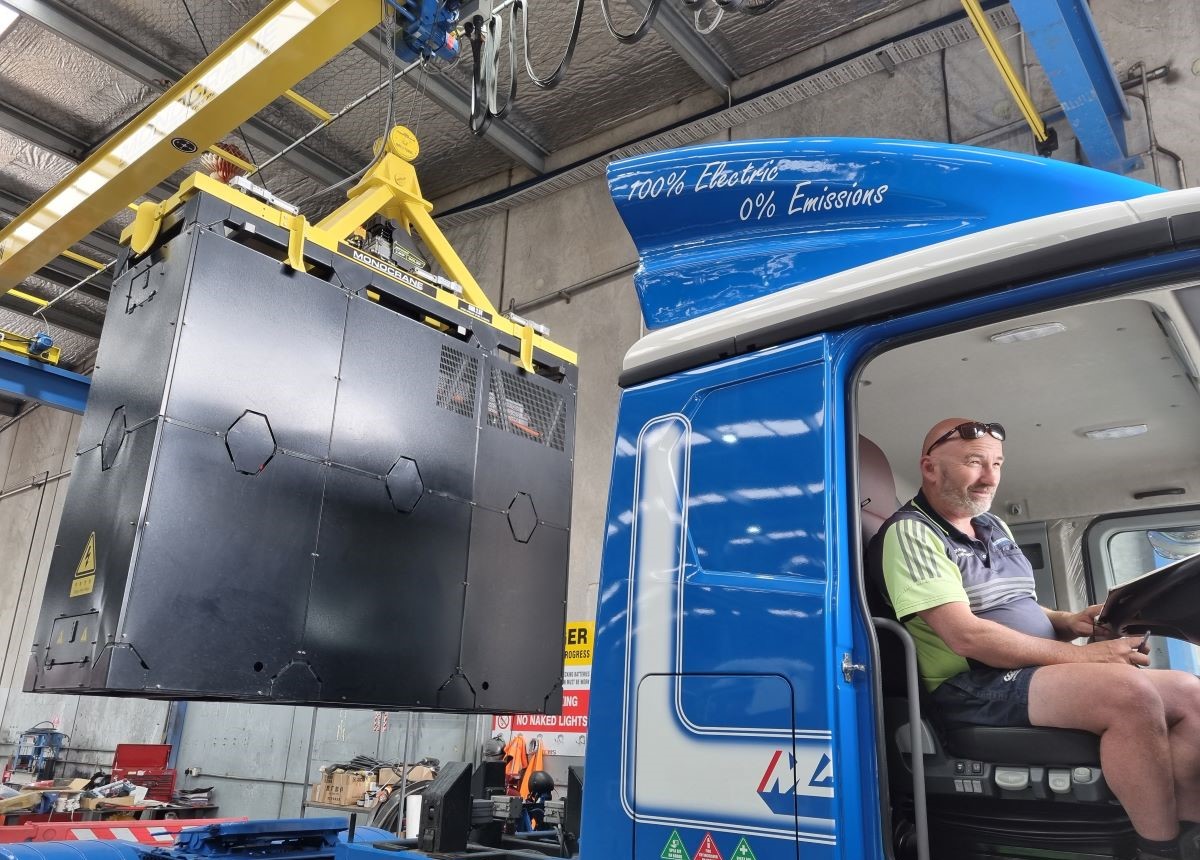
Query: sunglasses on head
925 421 1005 456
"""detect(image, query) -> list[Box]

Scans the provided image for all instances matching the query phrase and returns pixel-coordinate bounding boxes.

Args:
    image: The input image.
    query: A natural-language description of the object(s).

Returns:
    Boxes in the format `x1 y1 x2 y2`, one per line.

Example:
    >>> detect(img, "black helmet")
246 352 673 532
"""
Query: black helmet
527 770 554 796
482 738 506 760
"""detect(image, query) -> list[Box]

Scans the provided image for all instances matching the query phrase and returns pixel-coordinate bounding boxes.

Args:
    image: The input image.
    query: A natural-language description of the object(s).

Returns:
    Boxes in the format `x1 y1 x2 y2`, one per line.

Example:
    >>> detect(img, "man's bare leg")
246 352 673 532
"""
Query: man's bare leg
1145 671 1200 824
1029 664 1178 841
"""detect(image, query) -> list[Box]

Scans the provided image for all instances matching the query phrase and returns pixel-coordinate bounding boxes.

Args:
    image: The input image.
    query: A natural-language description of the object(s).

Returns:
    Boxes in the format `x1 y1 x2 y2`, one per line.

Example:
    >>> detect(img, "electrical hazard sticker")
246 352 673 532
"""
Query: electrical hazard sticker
730 838 757 860
693 833 723 860
70 532 96 597
661 830 689 860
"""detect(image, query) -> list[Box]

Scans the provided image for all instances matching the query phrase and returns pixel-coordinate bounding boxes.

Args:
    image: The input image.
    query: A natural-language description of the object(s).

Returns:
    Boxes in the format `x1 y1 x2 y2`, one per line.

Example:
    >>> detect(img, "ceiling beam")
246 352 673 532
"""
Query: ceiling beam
6 0 350 188
0 100 89 161
627 0 734 94
353 31 547 174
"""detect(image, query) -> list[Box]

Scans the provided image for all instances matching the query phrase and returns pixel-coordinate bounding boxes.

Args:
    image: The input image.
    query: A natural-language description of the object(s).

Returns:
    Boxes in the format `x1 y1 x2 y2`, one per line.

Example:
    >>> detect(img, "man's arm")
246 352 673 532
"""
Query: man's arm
922 602 1149 667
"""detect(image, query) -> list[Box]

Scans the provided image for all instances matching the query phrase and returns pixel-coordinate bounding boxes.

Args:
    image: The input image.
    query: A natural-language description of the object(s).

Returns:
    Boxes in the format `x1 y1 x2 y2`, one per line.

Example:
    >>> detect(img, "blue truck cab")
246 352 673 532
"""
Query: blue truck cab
580 139 1200 860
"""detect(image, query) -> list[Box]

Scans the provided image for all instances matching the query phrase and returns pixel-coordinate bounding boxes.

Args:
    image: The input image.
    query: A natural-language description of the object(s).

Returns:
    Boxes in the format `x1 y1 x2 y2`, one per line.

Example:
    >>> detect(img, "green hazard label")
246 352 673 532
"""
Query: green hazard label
661 830 689 860
730 838 757 860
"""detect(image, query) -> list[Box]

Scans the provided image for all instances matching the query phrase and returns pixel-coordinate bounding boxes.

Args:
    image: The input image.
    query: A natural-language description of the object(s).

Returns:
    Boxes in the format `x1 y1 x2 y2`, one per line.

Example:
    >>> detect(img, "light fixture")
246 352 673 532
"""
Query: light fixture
0 3 18 38
1082 424 1148 440
989 322 1067 344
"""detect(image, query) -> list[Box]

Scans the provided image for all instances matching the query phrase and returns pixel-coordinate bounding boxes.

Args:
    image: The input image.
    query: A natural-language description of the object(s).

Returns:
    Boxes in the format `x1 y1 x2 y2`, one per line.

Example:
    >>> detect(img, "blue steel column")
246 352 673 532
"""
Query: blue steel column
1009 0 1135 173
0 352 90 414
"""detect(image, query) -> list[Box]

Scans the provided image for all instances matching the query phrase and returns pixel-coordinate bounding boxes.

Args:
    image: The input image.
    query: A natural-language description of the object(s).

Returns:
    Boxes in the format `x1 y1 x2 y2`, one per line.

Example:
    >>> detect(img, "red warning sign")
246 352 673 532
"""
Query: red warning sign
693 833 723 860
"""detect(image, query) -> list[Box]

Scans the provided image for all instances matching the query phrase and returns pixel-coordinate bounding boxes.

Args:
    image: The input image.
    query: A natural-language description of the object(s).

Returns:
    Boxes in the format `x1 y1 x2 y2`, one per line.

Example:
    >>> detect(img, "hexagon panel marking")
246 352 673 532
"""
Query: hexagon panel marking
101 406 127 471
507 493 538 543
225 410 277 476
386 457 424 513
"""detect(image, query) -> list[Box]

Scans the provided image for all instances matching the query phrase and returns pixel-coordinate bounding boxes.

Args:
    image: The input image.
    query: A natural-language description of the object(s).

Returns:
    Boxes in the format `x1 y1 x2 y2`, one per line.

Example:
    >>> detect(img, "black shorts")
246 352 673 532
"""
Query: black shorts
930 665 1036 728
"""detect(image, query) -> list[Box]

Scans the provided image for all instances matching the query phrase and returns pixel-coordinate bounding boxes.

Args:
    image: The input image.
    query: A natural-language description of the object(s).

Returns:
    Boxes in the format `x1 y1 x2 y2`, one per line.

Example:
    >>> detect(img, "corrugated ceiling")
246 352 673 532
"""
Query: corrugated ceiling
0 0 931 381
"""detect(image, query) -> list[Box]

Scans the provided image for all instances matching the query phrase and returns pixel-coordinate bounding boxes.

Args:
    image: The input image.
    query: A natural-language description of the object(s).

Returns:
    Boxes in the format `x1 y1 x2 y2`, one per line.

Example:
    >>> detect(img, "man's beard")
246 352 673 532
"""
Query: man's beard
937 479 995 517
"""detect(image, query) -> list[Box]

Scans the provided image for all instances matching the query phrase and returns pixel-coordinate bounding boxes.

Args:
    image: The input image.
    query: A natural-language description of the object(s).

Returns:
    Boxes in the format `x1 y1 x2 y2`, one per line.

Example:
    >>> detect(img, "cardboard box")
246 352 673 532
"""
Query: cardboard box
311 768 371 806
376 765 434 786
0 792 41 814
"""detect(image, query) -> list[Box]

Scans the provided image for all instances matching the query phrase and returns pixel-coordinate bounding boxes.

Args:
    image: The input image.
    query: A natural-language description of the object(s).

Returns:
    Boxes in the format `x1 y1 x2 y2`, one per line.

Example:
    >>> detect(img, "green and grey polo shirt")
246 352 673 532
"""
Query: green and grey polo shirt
869 490 1054 691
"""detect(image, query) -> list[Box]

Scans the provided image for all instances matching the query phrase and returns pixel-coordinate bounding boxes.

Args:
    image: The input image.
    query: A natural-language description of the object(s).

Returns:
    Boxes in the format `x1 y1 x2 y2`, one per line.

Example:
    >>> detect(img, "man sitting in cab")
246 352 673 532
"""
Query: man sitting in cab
869 418 1200 860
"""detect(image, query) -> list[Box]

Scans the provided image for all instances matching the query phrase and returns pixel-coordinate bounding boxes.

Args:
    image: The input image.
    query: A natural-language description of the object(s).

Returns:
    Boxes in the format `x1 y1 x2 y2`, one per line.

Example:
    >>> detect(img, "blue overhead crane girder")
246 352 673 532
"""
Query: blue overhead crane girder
1009 0 1135 174
0 351 90 414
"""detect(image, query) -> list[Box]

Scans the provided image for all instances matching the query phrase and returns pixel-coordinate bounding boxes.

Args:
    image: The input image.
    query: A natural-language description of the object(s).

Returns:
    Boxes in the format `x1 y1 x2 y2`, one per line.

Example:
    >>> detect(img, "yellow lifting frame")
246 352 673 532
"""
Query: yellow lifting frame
121 126 577 370
0 0 382 294
316 127 494 316
961 0 1050 143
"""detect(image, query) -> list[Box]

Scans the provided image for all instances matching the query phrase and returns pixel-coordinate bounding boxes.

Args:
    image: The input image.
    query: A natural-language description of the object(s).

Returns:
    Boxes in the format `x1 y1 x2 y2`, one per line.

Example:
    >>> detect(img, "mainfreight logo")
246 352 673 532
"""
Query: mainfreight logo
756 749 835 819
343 246 436 296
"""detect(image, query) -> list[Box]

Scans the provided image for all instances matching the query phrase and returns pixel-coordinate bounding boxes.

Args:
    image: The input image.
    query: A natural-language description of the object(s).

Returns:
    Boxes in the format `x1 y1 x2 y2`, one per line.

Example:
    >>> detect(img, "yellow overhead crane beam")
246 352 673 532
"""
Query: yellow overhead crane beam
0 0 382 294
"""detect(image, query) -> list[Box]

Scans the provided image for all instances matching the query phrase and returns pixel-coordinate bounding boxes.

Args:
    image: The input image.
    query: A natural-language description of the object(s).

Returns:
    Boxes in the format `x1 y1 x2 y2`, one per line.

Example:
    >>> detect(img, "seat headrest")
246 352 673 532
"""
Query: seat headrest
860 436 899 544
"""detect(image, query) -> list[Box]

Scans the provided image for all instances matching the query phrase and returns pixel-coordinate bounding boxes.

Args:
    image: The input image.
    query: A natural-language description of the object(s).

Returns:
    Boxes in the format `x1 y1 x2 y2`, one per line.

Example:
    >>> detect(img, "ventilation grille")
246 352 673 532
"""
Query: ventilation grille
436 345 479 418
437 7 1019 229
486 367 567 451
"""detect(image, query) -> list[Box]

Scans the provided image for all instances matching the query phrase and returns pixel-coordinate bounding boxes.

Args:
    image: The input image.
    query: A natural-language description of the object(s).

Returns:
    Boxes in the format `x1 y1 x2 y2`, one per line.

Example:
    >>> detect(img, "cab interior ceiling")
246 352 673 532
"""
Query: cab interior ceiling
0 0 922 382
859 283 1200 525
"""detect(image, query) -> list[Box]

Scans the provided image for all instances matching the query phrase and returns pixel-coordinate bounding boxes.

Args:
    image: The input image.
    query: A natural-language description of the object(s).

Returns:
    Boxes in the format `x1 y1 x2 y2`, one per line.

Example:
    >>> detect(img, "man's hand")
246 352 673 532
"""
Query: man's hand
1077 636 1151 666
1049 604 1117 640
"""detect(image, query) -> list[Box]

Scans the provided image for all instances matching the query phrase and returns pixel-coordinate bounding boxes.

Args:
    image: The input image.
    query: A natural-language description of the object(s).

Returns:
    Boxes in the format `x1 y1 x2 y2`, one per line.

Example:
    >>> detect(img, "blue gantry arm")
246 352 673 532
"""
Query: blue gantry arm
0 350 91 414
1009 0 1135 174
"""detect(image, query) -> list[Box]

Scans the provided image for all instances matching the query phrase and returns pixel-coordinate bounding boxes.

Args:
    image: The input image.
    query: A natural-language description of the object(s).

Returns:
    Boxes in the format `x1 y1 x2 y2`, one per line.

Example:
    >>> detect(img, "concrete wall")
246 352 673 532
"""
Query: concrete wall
0 0 1197 821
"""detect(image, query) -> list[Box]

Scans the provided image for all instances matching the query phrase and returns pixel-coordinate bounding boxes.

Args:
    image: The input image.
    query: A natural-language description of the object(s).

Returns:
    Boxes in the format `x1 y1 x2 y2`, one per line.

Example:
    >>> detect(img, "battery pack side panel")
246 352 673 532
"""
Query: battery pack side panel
475 362 576 529
460 510 570 714
305 468 471 708
76 239 193 452
26 424 159 693
164 229 347 459
111 421 326 696
328 295 480 500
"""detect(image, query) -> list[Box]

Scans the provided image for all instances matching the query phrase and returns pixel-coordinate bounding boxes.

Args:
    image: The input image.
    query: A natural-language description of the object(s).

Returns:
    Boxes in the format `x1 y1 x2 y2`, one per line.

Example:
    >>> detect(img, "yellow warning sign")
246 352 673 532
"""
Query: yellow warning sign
71 532 97 597
564 621 594 666
76 532 96 575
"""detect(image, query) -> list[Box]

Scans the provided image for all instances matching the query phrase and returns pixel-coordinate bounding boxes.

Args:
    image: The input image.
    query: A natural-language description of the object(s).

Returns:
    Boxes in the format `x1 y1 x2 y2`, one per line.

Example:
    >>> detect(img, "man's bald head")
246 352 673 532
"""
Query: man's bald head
921 418 978 460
